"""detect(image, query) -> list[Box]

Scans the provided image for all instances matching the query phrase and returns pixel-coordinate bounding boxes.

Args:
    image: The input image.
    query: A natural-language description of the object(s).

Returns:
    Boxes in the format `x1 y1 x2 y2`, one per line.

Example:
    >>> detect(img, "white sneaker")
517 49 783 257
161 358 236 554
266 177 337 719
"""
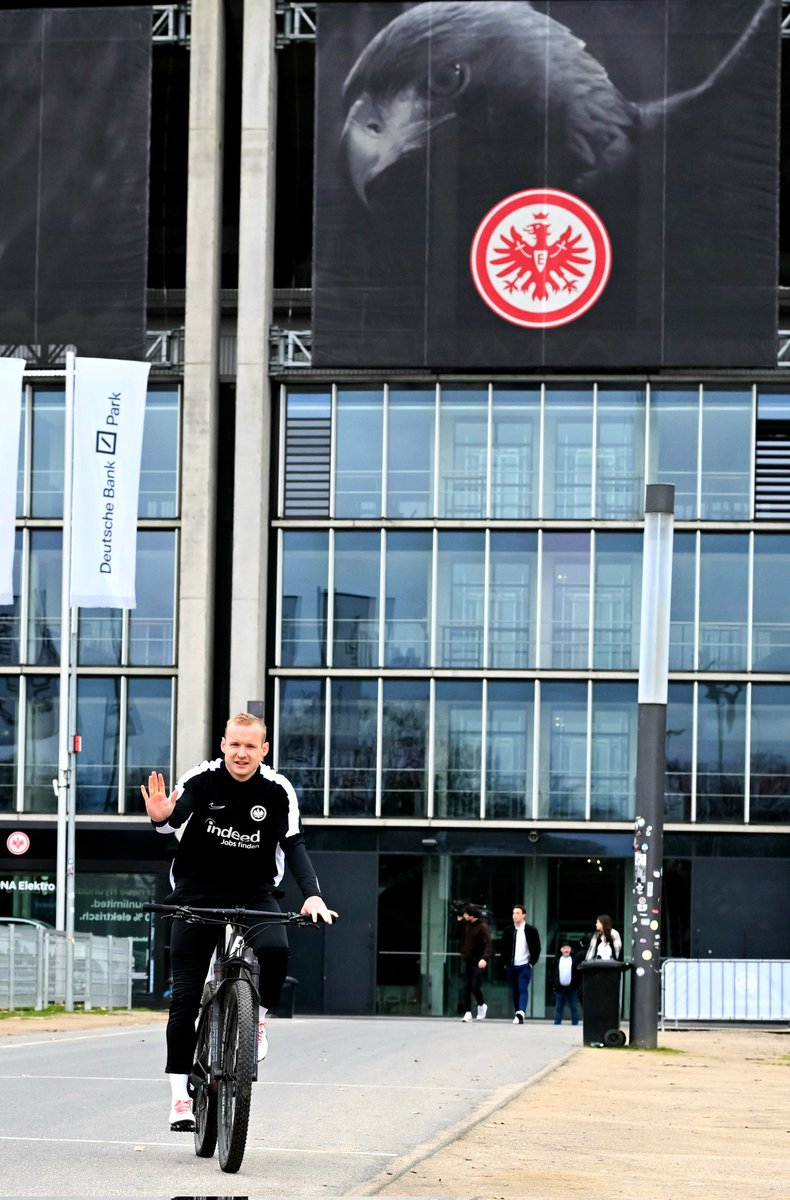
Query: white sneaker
169 1098 194 1132
476 1003 488 1020
514 1010 525 1024
461 1011 473 1022
257 1020 268 1061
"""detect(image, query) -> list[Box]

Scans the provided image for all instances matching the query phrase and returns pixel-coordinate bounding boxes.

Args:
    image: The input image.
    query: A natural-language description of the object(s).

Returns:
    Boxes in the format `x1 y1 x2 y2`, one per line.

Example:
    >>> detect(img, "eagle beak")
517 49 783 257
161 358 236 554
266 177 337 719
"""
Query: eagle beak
342 88 446 205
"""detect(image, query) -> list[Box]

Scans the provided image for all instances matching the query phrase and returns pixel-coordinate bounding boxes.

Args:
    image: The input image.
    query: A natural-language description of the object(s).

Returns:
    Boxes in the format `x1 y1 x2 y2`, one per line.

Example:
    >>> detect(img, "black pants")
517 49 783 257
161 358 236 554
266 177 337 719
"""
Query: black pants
165 893 289 1074
461 962 485 1011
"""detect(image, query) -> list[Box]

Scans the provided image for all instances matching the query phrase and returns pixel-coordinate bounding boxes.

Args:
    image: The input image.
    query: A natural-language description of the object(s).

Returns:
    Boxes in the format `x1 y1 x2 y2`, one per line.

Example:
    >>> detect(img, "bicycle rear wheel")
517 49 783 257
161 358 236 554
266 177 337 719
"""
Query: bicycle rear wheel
193 990 218 1158
218 979 256 1173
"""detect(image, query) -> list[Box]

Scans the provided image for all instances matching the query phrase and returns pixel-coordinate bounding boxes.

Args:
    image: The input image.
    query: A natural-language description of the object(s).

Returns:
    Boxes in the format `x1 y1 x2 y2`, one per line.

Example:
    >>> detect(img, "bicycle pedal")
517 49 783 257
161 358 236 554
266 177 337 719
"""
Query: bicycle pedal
169 1118 195 1132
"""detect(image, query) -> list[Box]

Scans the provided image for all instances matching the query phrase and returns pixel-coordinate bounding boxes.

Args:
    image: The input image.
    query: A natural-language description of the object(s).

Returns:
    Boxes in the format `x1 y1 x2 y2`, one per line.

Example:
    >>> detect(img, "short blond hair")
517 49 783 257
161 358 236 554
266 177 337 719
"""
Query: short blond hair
225 712 267 741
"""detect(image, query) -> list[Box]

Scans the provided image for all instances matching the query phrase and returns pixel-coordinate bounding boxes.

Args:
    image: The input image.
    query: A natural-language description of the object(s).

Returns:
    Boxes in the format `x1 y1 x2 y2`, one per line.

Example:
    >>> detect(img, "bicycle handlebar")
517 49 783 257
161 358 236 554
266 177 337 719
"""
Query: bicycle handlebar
141 901 327 926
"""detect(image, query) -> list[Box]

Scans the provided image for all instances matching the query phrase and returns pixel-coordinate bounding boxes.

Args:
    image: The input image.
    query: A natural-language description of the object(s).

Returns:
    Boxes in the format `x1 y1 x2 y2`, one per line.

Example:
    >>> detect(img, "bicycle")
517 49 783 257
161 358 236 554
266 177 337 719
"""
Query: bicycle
142 901 320 1173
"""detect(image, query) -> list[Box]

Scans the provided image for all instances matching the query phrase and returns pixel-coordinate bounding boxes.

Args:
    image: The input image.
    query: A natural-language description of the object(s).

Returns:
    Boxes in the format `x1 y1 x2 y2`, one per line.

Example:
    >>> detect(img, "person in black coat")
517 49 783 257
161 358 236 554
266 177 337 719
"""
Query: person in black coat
553 941 581 1025
501 904 541 1023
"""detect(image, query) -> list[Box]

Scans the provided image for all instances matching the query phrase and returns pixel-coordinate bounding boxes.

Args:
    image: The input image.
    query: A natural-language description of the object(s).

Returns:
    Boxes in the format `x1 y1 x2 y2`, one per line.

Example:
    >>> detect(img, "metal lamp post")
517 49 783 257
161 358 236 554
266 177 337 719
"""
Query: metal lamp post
629 483 674 1048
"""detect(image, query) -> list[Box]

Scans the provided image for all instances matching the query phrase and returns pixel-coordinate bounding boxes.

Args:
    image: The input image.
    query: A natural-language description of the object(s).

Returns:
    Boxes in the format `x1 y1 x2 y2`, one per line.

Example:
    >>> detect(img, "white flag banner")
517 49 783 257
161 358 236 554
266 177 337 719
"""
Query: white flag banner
0 358 26 605
70 357 151 608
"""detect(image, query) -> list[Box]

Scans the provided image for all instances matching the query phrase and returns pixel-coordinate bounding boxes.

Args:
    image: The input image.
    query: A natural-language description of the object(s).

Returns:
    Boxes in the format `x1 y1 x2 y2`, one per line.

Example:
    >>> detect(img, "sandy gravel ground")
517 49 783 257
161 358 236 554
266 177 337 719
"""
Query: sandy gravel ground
367 1027 790 1200
0 1009 167 1038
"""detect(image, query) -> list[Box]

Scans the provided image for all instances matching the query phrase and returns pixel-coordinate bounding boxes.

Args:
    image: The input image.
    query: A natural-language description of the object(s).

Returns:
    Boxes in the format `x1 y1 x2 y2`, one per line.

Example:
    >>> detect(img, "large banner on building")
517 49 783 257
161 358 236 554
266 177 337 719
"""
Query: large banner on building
0 8 151 361
313 0 780 370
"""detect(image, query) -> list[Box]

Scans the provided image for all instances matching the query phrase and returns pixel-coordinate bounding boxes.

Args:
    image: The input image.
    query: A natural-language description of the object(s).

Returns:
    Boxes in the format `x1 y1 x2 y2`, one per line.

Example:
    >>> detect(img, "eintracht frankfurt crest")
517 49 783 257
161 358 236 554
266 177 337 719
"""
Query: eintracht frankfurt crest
470 189 612 328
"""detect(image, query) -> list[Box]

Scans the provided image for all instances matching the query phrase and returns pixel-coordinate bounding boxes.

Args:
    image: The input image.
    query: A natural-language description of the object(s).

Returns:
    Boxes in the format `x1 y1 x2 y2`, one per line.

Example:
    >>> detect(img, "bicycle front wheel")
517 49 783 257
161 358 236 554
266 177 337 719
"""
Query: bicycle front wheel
193 990 218 1158
218 979 256 1173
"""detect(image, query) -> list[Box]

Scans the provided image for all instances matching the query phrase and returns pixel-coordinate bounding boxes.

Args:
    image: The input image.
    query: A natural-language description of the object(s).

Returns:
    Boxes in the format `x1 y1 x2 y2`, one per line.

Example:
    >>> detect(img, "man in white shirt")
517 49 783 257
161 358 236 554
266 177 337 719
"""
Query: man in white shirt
501 904 541 1024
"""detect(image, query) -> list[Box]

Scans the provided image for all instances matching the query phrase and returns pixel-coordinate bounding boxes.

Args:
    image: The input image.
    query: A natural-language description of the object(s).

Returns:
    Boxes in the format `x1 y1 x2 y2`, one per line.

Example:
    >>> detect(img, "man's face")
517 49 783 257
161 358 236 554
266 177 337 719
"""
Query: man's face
513 908 525 925
221 721 268 782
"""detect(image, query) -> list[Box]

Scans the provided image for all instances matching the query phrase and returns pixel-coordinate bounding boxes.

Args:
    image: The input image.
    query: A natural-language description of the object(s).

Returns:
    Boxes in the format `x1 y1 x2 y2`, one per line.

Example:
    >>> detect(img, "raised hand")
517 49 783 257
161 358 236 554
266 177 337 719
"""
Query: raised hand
140 771 178 823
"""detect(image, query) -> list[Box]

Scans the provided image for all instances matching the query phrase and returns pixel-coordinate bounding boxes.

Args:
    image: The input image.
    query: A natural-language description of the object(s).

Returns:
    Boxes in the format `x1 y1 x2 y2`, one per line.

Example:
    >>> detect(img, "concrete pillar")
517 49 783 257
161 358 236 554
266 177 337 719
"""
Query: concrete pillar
526 855 549 1017
228 0 277 715
177 0 225 769
421 852 450 1015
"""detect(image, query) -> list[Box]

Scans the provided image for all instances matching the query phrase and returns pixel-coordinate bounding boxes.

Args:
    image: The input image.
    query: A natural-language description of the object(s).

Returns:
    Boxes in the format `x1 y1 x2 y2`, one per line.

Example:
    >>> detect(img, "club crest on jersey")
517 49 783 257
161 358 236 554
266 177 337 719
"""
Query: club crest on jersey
250 805 267 822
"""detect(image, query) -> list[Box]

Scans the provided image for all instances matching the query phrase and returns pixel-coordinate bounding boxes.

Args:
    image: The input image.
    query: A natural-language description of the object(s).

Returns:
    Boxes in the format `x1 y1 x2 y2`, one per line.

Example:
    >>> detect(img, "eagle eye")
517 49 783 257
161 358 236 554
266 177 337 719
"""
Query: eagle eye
429 61 468 99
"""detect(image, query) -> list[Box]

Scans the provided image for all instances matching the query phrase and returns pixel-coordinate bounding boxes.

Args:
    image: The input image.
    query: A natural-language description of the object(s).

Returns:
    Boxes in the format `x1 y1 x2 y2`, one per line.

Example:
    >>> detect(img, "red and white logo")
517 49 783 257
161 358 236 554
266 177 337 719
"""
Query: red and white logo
470 188 611 328
6 831 30 856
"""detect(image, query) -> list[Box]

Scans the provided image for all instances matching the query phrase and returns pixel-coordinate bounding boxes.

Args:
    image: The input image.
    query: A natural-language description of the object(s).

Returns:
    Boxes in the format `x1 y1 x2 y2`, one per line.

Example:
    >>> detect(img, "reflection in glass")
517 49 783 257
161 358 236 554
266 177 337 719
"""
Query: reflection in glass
438 388 487 518
669 533 696 671
596 388 645 518
335 388 383 517
278 678 325 816
538 682 587 820
76 678 120 813
387 388 435 517
31 389 65 517
329 679 377 815
491 388 540 518
696 680 745 822
0 677 18 811
665 684 693 821
749 685 790 824
436 532 484 668
593 533 641 669
139 389 179 517
434 680 481 820
489 532 537 668
541 533 590 668
0 533 22 666
25 676 59 812
486 681 533 819
333 532 379 667
543 388 593 518
15 388 25 517
752 536 790 672
129 531 177 665
28 531 61 665
280 531 328 666
649 388 698 519
384 531 432 668
78 607 122 665
590 683 637 820
381 680 429 817
125 678 173 813
698 534 748 671
700 389 751 520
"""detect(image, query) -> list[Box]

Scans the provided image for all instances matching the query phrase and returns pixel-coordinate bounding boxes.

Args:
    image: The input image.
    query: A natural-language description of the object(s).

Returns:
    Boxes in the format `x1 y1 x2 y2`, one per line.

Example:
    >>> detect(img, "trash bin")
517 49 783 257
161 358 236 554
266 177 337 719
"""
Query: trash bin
272 975 298 1019
578 960 630 1046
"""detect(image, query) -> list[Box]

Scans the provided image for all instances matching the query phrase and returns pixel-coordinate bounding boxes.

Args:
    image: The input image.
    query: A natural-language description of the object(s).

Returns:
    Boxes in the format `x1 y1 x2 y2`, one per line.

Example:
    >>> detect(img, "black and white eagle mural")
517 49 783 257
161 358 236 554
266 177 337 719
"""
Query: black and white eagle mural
312 0 779 370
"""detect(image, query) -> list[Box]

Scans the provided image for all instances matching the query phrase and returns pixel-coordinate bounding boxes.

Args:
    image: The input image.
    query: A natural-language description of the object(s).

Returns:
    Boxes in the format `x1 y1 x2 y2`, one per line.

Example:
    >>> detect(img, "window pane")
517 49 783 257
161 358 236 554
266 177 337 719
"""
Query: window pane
31 389 65 517
649 388 698 519
15 387 25 517
752 535 790 672
283 389 331 517
278 679 325 816
538 682 587 820
696 680 745 822
750 685 790 824
384 531 432 668
593 533 641 669
489 532 537 668
335 388 383 517
700 388 751 521
486 681 533 819
665 684 693 821
0 677 19 811
125 679 173 814
28 531 61 665
76 677 120 813
139 389 179 518
129 531 177 665
543 388 593 518
24 676 59 813
381 680 429 817
669 533 696 671
590 683 637 820
541 533 590 668
329 679 377 816
436 532 484 668
387 388 435 517
0 532 22 665
699 534 748 672
596 388 645 518
491 387 540 518
280 531 328 666
333 532 379 668
438 387 487 518
434 681 481 820
78 608 122 665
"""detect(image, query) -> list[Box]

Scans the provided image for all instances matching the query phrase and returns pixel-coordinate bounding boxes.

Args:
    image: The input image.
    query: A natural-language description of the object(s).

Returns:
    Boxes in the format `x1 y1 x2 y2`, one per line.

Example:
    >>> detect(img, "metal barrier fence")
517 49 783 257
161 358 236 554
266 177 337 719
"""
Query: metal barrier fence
661 958 790 1025
0 925 134 1011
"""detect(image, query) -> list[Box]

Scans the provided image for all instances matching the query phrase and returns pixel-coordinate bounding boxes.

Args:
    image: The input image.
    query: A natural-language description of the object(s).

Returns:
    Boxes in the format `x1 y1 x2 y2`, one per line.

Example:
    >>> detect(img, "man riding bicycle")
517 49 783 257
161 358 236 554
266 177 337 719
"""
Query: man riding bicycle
141 711 337 1131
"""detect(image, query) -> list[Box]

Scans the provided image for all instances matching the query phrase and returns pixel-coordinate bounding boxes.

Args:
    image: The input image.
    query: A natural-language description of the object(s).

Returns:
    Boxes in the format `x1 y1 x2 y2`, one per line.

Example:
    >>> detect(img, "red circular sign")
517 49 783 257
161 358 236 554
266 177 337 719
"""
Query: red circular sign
470 188 612 328
6 831 30 856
